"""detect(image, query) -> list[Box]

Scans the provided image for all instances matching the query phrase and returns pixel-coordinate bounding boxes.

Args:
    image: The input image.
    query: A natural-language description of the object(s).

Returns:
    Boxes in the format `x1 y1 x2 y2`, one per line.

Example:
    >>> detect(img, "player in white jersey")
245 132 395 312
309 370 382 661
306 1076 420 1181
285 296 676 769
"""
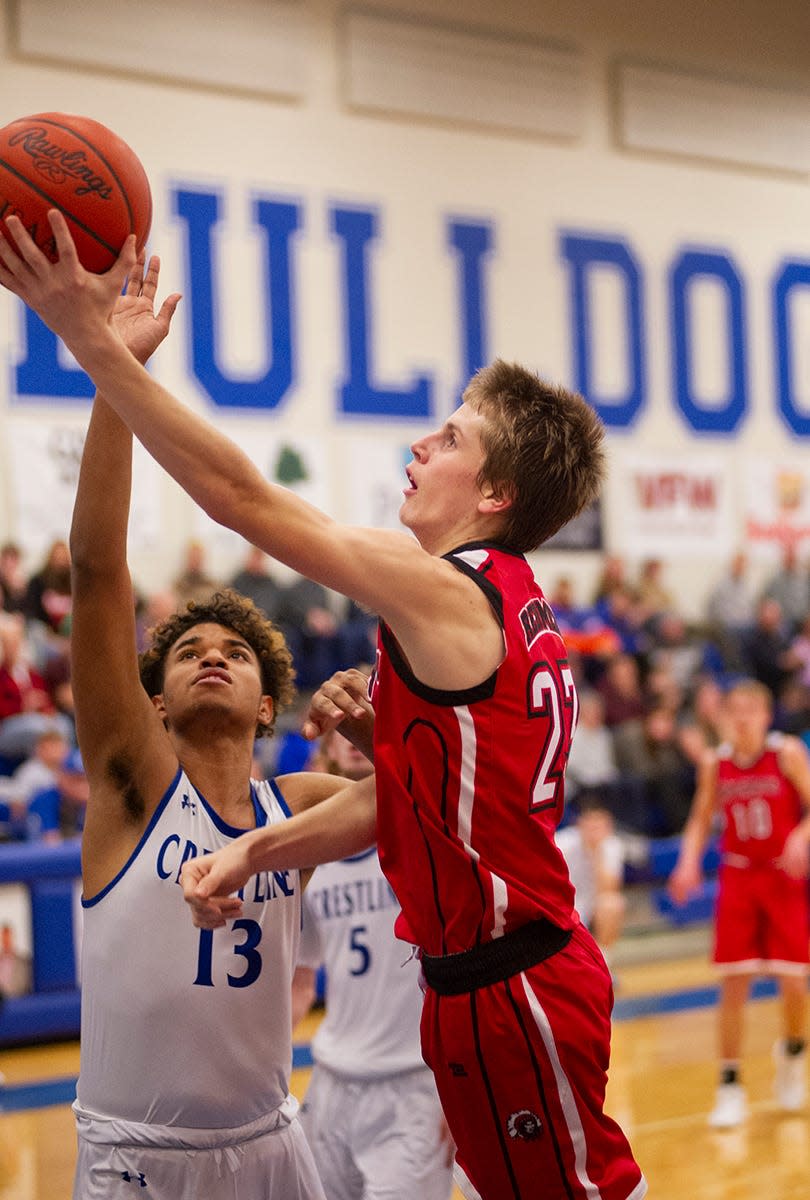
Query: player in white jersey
63 259 375 1200
292 727 453 1200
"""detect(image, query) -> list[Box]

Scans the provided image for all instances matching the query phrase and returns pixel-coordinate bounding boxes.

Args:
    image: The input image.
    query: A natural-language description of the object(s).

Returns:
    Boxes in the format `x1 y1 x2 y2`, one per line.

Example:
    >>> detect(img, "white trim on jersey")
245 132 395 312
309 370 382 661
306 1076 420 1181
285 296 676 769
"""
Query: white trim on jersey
455 705 479 854
453 1162 485 1200
453 549 491 571
454 704 509 940
519 971 603 1200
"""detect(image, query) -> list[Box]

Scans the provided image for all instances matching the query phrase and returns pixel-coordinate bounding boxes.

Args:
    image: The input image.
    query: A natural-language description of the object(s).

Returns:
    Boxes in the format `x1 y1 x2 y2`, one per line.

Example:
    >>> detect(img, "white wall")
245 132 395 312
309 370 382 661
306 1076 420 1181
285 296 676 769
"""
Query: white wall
1 0 809 614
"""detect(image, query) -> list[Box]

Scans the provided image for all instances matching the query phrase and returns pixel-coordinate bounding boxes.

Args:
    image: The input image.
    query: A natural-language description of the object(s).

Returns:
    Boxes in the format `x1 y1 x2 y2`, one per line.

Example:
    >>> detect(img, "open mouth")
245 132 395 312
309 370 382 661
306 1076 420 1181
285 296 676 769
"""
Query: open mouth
404 467 417 495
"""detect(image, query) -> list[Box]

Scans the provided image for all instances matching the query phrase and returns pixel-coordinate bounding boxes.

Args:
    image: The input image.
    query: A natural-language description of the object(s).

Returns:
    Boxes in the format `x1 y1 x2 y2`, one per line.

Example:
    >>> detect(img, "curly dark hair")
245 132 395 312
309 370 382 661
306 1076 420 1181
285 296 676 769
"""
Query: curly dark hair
139 589 295 737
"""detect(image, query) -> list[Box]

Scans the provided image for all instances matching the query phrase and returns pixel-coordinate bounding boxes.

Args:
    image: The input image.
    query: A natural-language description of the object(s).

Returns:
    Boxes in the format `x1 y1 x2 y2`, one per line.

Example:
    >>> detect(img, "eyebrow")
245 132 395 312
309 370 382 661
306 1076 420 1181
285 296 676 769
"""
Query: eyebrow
443 420 463 439
173 634 253 655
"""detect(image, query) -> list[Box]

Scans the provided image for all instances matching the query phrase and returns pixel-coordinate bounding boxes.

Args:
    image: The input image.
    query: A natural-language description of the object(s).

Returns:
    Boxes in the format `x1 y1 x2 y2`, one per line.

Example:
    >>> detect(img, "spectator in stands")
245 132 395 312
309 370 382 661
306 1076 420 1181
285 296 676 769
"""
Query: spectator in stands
565 690 620 802
592 554 627 605
687 676 726 749
9 727 69 806
647 612 709 693
172 539 220 608
705 551 755 668
27 747 89 842
742 597 795 699
135 588 179 653
761 542 810 634
0 726 69 839
549 576 582 629
228 545 284 620
0 542 27 614
277 575 373 689
613 703 695 835
596 653 647 728
22 538 73 635
786 611 810 691
774 679 810 738
550 577 620 680
643 660 684 717
556 795 626 973
595 585 644 656
636 558 673 623
0 612 71 765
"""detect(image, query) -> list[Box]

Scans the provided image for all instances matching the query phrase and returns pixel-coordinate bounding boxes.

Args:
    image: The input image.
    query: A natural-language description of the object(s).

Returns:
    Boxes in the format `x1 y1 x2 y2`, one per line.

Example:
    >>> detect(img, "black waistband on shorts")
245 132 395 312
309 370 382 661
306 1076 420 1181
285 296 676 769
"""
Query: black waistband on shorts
420 918 572 996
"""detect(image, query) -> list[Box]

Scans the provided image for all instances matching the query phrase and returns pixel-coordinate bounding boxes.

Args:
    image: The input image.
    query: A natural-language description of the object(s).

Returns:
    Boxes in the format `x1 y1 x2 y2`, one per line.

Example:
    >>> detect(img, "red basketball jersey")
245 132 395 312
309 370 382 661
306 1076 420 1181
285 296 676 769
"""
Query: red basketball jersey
370 543 577 956
716 733 803 864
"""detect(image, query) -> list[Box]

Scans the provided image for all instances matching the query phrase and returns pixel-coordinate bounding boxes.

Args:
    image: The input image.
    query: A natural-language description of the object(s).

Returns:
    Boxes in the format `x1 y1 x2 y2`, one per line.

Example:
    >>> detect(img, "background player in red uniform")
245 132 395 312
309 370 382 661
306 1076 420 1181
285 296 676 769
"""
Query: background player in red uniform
0 212 646 1200
669 679 810 1128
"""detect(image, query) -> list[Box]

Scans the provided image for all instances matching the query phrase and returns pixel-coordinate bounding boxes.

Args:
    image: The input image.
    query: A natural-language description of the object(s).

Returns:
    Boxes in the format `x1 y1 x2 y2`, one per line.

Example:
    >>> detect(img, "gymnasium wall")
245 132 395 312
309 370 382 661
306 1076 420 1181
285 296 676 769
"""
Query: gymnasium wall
1 0 810 614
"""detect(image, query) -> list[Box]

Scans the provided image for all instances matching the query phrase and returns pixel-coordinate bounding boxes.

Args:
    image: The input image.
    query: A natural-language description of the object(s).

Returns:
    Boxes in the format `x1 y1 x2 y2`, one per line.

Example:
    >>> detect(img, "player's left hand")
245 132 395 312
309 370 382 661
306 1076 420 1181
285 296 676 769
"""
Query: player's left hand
111 251 181 365
0 209 136 349
302 667 374 746
776 827 810 879
180 842 252 929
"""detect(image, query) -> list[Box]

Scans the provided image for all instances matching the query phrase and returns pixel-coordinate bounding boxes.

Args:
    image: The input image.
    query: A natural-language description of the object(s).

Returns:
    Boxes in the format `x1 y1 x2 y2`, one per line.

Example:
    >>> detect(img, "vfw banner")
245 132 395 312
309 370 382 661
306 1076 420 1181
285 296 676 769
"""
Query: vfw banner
613 452 732 557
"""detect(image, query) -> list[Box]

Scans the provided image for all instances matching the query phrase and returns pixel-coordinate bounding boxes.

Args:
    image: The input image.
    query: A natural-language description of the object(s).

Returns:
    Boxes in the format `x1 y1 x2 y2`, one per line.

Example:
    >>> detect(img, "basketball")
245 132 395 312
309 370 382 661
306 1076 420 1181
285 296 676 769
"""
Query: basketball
0 112 152 273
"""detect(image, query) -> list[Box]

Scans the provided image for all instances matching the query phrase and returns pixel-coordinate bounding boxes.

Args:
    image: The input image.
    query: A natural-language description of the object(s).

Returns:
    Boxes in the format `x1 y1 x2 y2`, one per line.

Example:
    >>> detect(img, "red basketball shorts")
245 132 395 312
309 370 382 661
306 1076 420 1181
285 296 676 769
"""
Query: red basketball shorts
419 923 646 1200
713 862 810 972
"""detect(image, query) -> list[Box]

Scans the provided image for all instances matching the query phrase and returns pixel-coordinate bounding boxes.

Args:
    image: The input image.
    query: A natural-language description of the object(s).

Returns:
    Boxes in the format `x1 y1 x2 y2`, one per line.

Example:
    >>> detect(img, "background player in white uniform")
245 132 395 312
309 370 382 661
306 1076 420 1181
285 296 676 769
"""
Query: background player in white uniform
64 261 375 1200
555 795 626 972
292 722 453 1200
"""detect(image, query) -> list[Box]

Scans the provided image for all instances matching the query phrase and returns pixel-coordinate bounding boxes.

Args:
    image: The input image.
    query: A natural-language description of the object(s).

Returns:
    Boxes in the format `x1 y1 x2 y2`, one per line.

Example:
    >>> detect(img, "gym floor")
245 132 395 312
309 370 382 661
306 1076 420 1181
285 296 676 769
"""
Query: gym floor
0 950 807 1199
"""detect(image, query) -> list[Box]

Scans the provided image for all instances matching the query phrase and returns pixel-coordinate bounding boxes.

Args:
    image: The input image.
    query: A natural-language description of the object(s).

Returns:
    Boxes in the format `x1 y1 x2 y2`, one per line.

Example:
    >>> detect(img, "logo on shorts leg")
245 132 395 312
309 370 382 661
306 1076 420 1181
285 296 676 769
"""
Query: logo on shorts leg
507 1109 544 1141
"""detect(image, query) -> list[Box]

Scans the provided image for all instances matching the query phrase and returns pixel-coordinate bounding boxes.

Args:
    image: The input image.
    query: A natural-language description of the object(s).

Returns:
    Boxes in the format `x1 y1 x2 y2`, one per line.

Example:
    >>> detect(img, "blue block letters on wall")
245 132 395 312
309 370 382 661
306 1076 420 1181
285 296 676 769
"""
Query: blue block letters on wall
558 233 646 429
774 260 810 438
447 218 493 400
330 205 433 419
173 188 300 411
15 308 96 400
670 250 747 434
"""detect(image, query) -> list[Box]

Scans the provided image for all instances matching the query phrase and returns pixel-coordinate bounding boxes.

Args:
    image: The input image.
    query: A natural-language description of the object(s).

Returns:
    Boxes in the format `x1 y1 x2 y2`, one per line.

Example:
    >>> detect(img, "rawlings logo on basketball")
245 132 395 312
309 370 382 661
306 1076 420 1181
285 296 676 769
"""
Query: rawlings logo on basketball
9 127 113 199
507 1109 544 1140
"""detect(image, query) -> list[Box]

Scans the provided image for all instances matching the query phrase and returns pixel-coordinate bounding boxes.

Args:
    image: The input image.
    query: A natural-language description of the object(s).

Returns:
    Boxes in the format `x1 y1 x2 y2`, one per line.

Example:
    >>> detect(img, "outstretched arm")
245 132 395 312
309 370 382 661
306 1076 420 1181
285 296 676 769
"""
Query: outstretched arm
70 256 181 894
180 773 377 928
0 213 503 692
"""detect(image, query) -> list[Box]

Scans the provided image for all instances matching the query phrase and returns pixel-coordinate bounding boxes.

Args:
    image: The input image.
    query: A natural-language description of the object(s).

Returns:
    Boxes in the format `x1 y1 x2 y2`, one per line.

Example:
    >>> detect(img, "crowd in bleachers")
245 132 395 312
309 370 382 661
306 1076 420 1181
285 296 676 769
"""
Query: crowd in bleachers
2 533 810 845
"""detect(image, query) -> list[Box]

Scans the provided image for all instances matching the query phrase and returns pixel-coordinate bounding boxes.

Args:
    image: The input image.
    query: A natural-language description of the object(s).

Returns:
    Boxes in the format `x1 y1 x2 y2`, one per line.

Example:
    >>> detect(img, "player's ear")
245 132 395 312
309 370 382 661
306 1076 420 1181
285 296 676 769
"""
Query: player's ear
257 695 274 732
151 693 169 728
478 481 513 516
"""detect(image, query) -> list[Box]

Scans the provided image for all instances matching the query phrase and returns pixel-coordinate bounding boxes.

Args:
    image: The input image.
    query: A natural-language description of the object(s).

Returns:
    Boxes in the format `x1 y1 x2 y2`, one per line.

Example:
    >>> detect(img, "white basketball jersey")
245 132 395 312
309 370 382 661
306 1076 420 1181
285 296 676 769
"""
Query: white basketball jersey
299 847 425 1078
77 769 301 1128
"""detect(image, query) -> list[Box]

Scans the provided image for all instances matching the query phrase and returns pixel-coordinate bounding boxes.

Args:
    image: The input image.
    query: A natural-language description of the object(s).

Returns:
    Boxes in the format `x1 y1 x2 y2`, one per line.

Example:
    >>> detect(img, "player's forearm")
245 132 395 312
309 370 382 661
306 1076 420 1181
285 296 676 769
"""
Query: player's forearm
66 327 336 570
70 395 133 573
244 775 377 875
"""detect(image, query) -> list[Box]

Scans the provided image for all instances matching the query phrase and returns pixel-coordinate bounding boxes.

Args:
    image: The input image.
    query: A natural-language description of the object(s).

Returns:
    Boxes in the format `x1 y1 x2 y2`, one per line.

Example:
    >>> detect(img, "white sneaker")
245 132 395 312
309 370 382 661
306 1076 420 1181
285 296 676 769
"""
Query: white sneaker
773 1041 807 1112
708 1083 747 1128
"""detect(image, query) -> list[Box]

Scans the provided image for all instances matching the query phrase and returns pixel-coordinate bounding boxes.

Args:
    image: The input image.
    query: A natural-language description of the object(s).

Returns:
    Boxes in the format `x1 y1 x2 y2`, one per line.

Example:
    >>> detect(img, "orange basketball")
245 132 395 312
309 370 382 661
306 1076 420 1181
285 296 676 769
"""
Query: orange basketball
0 112 152 273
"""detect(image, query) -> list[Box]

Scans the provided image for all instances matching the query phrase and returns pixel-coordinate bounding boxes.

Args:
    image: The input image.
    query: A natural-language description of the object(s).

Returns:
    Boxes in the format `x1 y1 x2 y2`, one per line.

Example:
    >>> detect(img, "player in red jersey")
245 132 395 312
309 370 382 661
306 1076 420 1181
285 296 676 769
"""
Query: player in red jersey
669 679 810 1128
0 212 645 1200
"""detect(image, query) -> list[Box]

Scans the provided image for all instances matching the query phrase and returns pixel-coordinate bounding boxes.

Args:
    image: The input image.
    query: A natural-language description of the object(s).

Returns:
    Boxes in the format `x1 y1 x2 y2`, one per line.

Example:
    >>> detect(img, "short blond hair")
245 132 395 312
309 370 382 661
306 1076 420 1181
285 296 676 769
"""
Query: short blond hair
464 360 605 553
